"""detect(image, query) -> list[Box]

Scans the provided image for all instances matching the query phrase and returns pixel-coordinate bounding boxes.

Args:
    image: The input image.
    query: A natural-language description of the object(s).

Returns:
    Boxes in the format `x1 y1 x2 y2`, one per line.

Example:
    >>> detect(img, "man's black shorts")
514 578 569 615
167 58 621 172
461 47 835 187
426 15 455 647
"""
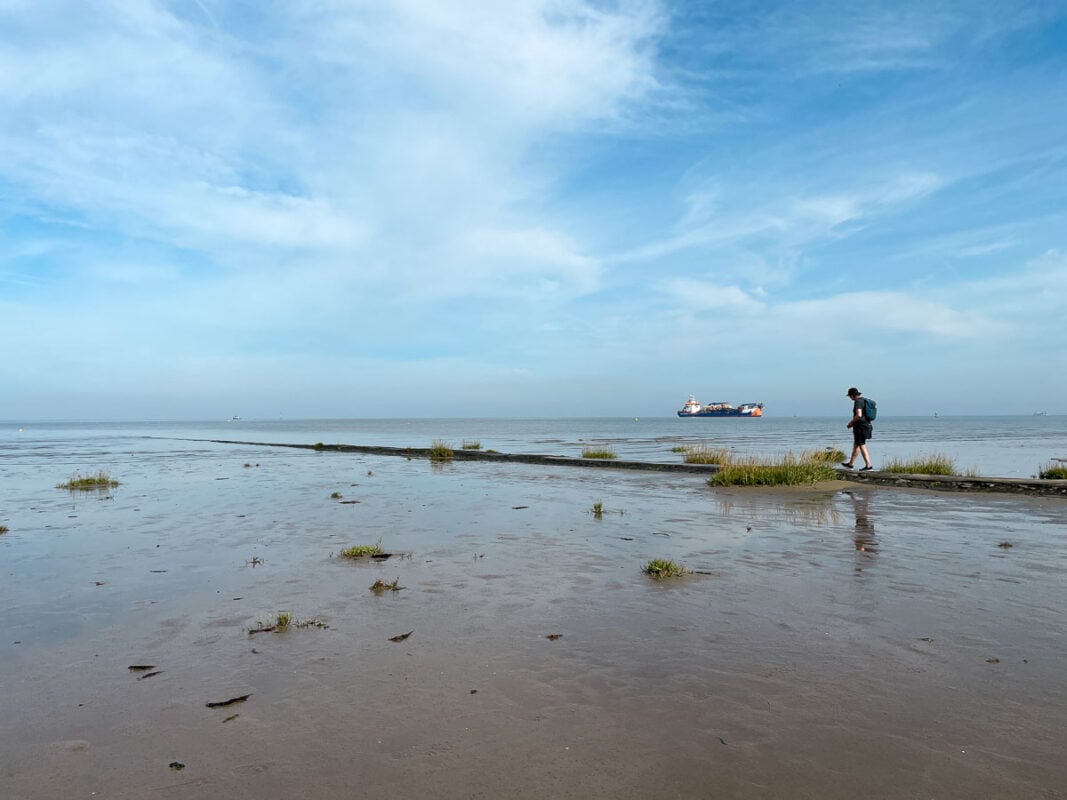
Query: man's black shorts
853 422 873 446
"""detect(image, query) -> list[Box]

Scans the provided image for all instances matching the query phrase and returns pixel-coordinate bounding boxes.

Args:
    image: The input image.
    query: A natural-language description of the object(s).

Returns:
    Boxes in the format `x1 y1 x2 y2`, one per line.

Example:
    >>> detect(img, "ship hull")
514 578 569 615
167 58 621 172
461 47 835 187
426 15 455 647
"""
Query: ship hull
677 409 761 417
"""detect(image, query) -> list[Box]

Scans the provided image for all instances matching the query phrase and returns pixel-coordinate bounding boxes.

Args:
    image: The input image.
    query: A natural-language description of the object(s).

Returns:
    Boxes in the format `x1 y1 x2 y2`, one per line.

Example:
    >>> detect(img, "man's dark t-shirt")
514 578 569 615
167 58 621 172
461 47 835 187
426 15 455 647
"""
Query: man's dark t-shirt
853 396 873 440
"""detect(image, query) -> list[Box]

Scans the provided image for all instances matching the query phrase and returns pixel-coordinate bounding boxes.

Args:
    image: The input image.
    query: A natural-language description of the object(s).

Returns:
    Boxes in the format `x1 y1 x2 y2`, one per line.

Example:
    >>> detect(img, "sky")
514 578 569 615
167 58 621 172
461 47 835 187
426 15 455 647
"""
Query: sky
2 0 1066 420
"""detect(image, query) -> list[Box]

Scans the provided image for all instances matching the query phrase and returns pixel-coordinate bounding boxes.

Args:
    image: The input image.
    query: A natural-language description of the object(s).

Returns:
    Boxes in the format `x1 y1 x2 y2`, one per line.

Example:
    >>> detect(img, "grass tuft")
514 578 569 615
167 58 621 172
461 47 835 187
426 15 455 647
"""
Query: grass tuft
708 452 837 487
57 470 120 491
1039 462 1067 479
880 453 958 475
313 442 325 450
670 445 690 453
0 525 8 534
643 558 688 578
330 491 342 499
339 538 385 559
461 440 482 450
592 501 603 519
803 448 848 463
682 446 734 465
581 445 617 459
250 611 327 634
430 439 454 460
370 577 403 593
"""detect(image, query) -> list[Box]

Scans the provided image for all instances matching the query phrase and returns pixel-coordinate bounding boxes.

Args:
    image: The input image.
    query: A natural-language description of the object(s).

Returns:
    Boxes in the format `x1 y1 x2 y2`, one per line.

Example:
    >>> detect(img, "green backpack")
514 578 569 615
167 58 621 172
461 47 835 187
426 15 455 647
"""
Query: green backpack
864 398 878 421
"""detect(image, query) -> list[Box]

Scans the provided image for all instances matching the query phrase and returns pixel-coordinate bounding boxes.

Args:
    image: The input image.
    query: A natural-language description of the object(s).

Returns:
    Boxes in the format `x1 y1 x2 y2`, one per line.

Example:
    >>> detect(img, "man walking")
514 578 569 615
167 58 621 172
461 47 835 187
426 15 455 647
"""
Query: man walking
842 387 874 470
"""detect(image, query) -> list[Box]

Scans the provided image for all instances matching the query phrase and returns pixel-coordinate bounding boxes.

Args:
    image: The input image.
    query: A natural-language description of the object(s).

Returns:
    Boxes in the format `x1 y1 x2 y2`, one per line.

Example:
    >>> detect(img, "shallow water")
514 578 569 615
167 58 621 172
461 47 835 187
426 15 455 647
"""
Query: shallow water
3 414 1066 478
2 434 1066 798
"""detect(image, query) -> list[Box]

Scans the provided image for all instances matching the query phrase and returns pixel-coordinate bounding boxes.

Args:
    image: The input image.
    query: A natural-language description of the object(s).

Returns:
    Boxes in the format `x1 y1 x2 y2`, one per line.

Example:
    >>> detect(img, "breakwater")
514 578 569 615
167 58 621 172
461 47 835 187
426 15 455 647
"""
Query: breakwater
184 438 720 473
838 470 1067 496
179 438 1067 497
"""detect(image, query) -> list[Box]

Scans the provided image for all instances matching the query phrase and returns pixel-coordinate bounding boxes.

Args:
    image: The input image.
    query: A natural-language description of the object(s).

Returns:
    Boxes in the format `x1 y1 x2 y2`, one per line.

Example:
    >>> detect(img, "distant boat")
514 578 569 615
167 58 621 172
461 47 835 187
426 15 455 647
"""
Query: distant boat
933 411 939 417
1033 411 1047 416
229 415 241 422
677 395 764 418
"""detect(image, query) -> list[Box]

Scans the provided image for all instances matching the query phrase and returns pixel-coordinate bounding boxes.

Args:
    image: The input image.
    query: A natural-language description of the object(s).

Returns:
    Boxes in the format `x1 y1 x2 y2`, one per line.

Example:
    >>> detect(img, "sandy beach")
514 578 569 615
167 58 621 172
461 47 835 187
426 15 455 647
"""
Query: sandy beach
2 446 1066 799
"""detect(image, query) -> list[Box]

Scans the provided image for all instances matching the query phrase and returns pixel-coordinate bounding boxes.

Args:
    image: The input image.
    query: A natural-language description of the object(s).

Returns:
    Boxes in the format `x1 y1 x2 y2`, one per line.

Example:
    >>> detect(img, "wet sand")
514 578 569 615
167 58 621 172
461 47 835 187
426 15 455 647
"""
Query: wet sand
2 447 1066 799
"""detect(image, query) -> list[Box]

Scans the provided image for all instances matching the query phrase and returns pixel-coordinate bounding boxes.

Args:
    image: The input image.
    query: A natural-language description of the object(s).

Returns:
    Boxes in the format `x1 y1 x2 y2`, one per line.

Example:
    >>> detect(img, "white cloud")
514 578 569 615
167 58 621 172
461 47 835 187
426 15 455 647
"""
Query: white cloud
703 1 1050 78
662 279 764 311
453 225 599 292
646 251 1067 364
655 279 999 341
958 239 1015 257
0 0 662 307
85 261 179 285
163 184 369 249
782 290 1001 339
310 0 664 128
955 250 1067 316
615 171 945 263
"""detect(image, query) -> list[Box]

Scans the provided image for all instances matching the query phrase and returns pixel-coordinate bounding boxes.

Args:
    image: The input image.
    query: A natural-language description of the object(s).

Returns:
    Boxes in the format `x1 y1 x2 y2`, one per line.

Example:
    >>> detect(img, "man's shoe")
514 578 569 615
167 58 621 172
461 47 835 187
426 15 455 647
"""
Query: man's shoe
841 462 855 468
860 465 875 471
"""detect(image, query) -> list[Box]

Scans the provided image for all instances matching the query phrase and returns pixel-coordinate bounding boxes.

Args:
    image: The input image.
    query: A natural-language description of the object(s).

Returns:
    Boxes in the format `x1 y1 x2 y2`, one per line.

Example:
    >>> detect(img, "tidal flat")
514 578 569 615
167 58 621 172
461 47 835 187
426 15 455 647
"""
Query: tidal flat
1 444 1066 799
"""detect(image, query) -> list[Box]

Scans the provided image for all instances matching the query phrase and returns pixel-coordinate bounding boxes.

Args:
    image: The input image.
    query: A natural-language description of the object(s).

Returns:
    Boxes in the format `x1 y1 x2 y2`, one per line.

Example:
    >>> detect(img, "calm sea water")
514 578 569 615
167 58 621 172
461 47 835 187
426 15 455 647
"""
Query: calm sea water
2 416 1065 479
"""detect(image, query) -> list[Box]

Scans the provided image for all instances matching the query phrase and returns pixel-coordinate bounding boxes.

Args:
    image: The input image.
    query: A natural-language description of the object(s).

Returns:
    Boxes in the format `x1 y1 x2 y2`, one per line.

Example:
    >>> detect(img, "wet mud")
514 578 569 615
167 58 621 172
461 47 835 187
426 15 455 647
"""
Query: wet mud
2 450 1066 799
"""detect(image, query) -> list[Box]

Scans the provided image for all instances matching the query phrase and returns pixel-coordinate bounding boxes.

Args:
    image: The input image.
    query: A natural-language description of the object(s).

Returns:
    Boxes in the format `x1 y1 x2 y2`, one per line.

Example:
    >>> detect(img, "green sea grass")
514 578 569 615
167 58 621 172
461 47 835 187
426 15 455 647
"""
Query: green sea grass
642 558 688 578
430 440 454 460
682 445 734 465
56 470 120 490
880 453 958 475
1038 462 1067 479
708 452 837 487
339 538 385 558
581 445 617 459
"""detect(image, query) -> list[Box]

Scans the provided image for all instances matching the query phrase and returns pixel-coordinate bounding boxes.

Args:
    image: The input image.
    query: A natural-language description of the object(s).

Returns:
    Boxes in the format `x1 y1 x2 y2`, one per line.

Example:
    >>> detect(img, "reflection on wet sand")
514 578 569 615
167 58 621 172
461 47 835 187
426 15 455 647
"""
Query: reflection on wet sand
717 492 842 527
845 489 878 572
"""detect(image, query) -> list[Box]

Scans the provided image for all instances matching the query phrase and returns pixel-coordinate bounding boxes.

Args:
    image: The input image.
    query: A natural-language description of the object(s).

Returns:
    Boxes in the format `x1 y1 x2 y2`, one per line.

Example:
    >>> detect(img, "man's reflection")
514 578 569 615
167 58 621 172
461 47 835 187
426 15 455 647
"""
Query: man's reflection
845 489 877 560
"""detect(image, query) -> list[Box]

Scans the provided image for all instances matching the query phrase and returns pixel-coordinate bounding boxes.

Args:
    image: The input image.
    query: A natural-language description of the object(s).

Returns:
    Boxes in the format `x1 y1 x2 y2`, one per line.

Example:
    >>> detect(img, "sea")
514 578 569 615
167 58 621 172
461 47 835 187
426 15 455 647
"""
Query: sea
2 415 1066 480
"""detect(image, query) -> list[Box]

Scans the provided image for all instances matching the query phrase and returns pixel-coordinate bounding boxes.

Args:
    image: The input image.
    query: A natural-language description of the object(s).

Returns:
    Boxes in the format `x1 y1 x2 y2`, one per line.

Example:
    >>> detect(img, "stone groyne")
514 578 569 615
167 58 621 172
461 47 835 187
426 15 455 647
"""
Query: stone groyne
178 438 1067 497
187 438 720 474
837 469 1067 496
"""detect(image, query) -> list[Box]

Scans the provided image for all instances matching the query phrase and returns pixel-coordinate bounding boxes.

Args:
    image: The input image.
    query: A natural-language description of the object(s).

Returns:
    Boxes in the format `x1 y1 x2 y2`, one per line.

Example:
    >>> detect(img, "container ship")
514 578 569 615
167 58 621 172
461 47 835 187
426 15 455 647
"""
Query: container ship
677 395 764 418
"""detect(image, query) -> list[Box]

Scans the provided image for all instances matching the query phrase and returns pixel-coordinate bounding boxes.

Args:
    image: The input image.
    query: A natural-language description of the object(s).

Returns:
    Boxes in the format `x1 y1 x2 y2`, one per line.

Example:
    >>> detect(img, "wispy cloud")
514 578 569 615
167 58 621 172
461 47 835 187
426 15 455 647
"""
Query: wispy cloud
662 279 765 312
1 0 661 270
656 280 1002 341
688 0 1056 78
958 239 1015 257
612 171 945 264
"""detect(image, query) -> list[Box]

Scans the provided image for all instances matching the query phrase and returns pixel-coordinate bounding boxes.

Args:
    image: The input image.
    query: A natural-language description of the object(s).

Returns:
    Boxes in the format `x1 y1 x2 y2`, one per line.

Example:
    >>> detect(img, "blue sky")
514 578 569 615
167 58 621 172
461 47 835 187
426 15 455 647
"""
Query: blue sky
2 0 1065 419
